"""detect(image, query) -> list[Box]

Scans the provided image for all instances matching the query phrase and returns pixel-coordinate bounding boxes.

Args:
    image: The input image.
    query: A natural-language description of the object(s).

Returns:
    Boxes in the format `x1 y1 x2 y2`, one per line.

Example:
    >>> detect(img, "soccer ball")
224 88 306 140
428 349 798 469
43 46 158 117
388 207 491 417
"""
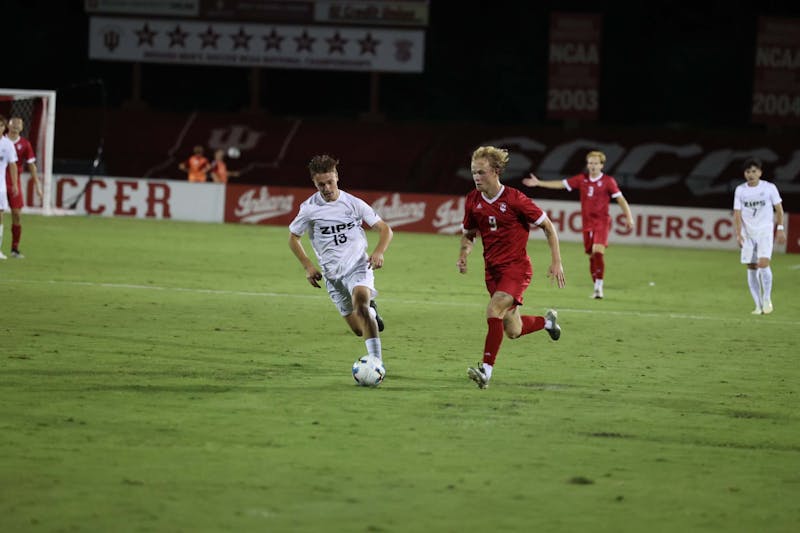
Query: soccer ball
227 146 241 159
352 355 386 387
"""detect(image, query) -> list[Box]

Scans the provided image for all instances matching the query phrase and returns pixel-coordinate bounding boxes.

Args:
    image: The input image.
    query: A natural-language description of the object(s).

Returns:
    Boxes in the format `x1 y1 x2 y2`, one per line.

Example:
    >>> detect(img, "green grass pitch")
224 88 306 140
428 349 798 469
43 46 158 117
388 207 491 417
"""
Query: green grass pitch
2 215 799 532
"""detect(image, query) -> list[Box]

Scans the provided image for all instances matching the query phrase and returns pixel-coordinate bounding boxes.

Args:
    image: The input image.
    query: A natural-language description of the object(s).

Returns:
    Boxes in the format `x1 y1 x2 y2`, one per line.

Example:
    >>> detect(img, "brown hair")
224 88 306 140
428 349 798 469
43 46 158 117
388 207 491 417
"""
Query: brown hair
308 154 339 177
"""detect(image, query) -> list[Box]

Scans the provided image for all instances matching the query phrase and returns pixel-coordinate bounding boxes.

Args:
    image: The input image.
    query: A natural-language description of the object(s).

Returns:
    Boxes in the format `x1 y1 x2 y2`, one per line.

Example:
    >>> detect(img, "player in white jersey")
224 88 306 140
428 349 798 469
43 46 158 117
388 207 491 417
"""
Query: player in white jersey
289 155 393 363
733 158 785 315
0 115 20 260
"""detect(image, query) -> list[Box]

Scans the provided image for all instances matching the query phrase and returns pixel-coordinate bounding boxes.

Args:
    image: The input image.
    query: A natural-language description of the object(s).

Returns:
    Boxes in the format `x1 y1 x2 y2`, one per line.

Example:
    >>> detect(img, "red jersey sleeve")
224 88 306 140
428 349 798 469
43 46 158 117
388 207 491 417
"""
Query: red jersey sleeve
606 176 622 197
564 173 584 192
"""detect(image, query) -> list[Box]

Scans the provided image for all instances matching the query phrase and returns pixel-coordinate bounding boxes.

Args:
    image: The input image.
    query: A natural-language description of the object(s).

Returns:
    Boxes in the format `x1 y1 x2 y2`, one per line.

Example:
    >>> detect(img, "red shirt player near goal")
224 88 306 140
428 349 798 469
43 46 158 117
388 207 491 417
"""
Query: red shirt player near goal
458 146 566 390
5 117 40 258
523 150 634 299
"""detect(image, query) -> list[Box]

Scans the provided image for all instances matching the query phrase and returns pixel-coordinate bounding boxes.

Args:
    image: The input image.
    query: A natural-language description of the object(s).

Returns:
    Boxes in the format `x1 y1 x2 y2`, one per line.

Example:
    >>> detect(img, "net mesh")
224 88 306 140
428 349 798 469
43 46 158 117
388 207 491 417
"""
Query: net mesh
0 90 55 212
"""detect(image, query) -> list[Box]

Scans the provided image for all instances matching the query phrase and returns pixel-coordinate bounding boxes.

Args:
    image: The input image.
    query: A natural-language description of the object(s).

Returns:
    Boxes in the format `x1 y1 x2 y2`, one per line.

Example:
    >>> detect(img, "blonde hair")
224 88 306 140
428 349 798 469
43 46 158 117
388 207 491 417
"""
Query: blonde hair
586 150 606 164
471 146 510 174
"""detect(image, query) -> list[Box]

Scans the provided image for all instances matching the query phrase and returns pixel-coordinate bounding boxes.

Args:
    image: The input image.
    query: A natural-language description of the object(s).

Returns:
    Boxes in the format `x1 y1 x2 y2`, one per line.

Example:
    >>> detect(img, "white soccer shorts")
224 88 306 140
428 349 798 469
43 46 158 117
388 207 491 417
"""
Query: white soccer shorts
325 260 378 316
740 233 774 263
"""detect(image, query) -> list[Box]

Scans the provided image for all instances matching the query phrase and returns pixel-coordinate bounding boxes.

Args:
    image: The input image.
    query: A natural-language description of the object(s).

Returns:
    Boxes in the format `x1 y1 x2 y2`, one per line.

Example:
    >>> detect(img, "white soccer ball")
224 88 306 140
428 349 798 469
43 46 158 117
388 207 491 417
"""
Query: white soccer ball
227 146 241 159
352 355 386 387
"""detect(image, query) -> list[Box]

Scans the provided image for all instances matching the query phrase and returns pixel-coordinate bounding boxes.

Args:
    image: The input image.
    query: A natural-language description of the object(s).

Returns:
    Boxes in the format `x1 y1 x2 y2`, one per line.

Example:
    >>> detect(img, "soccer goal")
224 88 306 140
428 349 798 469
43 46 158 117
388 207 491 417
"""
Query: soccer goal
0 88 56 214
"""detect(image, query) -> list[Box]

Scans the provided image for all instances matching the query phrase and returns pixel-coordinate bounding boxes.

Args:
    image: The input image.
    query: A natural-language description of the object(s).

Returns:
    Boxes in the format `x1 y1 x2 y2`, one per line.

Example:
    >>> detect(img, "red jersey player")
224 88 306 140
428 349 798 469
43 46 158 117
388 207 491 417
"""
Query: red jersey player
5 117 43 258
458 146 566 390
523 150 634 299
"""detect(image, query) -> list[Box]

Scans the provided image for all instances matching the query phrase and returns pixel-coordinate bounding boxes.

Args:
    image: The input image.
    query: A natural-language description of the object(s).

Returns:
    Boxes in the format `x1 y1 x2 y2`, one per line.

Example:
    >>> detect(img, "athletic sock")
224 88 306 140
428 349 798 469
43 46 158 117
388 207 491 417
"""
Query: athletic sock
11 224 21 250
747 269 761 308
520 315 545 336
592 252 605 282
481 362 493 380
758 266 773 302
482 317 504 366
365 337 382 361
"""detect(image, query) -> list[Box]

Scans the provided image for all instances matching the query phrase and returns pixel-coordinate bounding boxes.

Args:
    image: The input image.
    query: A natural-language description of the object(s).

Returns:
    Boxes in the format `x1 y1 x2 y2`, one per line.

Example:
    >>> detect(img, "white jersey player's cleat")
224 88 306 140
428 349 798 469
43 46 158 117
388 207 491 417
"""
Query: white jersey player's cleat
762 300 773 314
751 307 762 315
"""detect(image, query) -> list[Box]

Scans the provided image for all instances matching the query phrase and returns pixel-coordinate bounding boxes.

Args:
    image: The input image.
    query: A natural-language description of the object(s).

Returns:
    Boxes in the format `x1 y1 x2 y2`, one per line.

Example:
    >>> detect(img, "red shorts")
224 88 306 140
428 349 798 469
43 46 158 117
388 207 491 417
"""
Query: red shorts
485 262 532 306
582 220 611 254
5 174 23 209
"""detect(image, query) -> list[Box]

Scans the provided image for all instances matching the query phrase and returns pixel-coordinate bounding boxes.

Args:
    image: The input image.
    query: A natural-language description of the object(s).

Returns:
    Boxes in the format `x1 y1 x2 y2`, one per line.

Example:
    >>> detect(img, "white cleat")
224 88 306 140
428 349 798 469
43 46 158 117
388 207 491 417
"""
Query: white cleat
762 300 773 314
0 250 7 260
467 364 489 389
545 309 561 341
592 288 603 299
751 307 762 315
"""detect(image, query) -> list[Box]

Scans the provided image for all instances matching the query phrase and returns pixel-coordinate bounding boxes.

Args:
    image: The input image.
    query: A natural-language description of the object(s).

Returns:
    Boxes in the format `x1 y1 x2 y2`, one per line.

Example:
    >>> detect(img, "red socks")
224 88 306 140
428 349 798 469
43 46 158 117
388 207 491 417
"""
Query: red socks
520 315 545 336
482 317 504 366
590 252 604 281
12 224 21 249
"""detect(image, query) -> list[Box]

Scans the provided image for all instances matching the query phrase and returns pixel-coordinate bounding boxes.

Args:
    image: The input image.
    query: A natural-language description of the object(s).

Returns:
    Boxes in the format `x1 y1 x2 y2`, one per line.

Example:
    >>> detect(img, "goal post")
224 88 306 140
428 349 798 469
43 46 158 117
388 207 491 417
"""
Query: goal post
0 88 57 215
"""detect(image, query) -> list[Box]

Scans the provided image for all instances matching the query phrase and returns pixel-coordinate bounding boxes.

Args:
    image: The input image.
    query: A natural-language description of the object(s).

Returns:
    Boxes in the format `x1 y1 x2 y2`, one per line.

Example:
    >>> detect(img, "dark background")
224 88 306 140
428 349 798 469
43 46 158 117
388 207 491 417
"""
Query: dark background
8 1 800 129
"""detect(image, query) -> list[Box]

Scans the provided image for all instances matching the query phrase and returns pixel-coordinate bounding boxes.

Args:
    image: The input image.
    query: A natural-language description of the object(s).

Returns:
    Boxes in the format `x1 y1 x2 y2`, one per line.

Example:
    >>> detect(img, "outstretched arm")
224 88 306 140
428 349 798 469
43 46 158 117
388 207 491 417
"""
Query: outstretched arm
288 232 323 288
522 173 566 189
616 195 635 229
538 218 566 288
368 220 393 269
457 228 477 274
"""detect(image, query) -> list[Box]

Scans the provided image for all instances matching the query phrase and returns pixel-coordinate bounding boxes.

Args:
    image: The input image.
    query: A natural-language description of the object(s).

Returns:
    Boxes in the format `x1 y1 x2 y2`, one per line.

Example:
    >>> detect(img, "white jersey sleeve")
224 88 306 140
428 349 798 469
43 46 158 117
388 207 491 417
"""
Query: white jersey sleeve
0 137 18 197
289 190 383 280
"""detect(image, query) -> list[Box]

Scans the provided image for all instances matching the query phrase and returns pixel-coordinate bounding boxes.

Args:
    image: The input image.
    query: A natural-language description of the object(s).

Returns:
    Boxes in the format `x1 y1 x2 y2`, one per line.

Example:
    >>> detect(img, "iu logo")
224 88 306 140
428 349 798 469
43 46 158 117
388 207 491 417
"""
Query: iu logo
208 125 263 153
103 29 121 52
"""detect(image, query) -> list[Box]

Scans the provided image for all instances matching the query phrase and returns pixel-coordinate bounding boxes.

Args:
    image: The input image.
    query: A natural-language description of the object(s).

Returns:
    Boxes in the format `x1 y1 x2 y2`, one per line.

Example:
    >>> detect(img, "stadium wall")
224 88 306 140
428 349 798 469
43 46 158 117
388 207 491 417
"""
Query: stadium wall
21 173 796 253
54 108 800 210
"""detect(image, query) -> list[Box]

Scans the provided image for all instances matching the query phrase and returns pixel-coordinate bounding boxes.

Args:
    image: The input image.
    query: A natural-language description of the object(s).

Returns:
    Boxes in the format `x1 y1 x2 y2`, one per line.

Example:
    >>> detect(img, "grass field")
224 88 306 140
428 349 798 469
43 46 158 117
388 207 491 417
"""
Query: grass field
2 215 799 533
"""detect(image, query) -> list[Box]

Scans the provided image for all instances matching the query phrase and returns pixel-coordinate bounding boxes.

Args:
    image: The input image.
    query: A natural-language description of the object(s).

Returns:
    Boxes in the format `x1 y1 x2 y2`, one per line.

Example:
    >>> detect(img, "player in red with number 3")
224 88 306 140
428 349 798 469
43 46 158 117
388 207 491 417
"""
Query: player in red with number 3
458 146 566 390
524 150 634 299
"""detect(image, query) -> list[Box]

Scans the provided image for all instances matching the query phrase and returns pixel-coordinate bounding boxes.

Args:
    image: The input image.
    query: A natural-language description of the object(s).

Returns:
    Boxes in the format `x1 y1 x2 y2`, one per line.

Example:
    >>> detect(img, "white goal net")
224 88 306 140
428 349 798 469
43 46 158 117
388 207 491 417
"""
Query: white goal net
0 88 56 214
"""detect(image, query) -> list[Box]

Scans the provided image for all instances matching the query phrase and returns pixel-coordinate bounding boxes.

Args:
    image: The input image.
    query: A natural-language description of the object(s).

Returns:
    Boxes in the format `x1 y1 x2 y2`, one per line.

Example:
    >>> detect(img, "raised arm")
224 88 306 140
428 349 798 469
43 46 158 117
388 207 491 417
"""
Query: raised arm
522 173 566 190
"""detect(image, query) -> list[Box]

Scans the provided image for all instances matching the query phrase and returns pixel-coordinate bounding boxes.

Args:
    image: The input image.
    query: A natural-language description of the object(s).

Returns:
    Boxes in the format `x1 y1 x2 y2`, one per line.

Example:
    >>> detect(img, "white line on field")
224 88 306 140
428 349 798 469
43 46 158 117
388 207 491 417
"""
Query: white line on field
2 278 799 325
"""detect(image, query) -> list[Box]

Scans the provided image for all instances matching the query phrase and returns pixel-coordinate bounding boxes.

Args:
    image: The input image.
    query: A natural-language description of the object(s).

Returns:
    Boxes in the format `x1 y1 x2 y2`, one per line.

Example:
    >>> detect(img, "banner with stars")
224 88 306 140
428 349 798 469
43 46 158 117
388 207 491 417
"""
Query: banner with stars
89 16 424 73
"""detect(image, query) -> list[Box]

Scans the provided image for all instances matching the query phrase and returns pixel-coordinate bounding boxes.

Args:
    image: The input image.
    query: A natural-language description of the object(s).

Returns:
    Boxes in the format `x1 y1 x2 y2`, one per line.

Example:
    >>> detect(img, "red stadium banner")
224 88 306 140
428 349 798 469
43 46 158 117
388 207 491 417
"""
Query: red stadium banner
547 12 602 121
752 16 800 126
